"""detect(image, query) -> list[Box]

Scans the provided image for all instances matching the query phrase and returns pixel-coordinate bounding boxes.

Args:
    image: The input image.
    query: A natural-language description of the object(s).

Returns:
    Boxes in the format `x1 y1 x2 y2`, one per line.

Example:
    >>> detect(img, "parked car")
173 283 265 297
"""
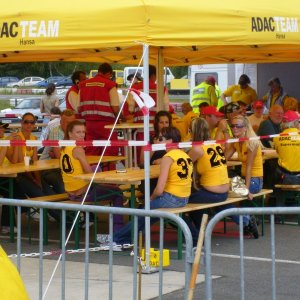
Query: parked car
34 76 66 87
6 77 45 88
55 77 73 88
0 77 20 88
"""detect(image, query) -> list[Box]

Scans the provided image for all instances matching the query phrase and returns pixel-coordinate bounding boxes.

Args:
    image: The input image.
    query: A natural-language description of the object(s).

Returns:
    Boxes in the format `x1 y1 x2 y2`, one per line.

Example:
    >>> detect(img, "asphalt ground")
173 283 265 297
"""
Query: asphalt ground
1 214 300 300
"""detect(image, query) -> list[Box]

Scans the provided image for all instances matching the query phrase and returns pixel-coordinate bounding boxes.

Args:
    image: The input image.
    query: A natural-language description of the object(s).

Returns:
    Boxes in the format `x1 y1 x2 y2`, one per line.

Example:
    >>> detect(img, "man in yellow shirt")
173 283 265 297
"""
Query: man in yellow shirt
181 102 198 140
222 74 257 106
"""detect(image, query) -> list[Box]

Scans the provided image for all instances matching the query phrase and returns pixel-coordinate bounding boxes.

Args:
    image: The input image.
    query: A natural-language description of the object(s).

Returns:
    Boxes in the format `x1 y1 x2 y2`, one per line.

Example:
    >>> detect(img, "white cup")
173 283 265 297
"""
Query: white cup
24 156 30 166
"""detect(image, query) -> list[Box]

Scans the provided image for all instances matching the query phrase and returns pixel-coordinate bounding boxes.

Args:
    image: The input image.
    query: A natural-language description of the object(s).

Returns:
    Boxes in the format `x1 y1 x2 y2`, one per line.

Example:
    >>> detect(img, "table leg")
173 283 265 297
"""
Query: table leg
8 178 14 243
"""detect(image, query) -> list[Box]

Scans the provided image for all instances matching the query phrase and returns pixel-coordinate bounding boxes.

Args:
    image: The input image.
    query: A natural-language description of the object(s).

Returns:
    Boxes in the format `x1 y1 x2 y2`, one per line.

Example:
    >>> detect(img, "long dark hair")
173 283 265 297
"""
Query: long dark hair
190 117 210 142
153 110 172 137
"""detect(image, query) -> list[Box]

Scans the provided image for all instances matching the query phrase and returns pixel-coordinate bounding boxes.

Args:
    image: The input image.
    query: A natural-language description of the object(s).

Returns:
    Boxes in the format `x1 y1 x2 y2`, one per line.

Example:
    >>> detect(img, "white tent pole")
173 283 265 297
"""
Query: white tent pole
143 44 152 271
157 48 165 111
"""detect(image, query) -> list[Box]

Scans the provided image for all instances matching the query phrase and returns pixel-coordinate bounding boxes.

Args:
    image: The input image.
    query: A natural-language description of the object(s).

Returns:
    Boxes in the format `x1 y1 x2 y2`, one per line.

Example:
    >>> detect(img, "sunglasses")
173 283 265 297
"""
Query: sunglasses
230 124 244 129
23 120 36 125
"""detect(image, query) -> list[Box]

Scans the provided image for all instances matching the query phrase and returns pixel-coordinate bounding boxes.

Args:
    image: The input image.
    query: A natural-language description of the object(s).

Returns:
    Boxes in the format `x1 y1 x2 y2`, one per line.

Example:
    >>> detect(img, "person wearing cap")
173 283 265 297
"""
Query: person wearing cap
273 110 300 186
126 72 143 85
247 100 266 133
200 105 225 139
215 103 242 140
191 76 218 113
221 74 257 106
262 77 288 110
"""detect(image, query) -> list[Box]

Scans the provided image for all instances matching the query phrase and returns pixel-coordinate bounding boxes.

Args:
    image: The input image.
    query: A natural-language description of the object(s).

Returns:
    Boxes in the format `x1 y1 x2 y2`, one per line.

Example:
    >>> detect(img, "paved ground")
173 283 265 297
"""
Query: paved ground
1 216 300 299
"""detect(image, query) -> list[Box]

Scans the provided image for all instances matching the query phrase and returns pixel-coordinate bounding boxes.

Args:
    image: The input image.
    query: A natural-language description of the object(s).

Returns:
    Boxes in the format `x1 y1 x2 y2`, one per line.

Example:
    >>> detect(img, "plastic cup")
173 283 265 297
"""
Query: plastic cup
24 156 30 166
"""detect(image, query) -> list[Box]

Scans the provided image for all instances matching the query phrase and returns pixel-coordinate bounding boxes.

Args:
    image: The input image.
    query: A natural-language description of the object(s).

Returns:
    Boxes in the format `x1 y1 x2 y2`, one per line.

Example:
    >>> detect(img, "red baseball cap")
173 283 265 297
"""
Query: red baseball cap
206 76 216 85
252 100 264 108
201 106 224 117
283 110 300 122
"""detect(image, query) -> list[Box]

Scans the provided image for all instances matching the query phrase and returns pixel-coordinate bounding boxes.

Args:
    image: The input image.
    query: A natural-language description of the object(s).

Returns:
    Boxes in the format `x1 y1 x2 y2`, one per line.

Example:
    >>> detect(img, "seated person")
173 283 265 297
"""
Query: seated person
247 100 265 133
97 127 193 250
60 120 124 230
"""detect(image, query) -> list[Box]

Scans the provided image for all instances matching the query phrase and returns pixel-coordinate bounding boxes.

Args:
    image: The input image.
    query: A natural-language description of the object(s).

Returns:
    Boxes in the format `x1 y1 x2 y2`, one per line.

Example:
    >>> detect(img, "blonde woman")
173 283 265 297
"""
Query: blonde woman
225 115 263 200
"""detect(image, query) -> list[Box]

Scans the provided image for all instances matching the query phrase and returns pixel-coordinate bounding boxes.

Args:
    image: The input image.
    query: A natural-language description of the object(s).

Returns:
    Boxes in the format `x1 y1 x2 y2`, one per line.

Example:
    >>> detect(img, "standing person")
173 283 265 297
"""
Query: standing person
124 65 169 123
225 115 264 201
185 118 258 244
221 74 257 106
65 70 87 112
191 76 218 113
97 126 193 250
40 83 60 114
274 110 300 185
60 120 124 230
247 100 266 133
262 77 288 110
78 63 120 156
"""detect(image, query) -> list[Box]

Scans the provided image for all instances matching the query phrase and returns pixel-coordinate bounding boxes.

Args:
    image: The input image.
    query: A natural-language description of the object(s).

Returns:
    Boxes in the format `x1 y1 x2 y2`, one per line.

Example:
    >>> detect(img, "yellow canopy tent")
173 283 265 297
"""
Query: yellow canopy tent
1 0 300 65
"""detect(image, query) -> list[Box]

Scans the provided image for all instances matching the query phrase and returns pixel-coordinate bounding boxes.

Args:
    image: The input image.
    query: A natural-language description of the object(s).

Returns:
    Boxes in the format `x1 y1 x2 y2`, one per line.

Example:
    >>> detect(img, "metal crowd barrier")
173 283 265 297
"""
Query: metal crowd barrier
204 207 300 300
0 198 194 300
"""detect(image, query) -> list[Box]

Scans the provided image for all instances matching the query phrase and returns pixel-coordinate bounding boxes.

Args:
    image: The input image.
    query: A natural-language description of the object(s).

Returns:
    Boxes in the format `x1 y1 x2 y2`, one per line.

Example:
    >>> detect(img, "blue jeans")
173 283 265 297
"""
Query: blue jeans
113 192 188 244
186 188 250 244
69 184 124 232
249 177 263 194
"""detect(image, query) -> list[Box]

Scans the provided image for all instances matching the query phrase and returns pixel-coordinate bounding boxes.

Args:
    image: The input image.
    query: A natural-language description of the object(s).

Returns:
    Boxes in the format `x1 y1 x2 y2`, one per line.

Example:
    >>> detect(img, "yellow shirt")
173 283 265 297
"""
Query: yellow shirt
274 128 300 172
60 146 88 192
163 149 193 198
234 142 263 177
223 85 257 105
171 114 186 141
196 144 229 186
0 137 9 165
182 110 198 138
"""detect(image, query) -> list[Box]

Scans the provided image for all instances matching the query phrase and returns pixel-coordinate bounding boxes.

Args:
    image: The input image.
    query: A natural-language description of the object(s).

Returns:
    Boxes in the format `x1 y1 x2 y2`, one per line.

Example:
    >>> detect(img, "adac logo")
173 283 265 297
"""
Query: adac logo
251 17 299 39
0 20 60 46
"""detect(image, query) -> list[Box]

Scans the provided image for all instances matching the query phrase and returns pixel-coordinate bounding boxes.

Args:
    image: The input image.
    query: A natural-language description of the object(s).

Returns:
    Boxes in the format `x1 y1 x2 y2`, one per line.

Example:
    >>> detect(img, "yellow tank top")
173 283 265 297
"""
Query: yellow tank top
234 142 263 177
196 144 229 186
0 137 9 165
163 149 193 198
18 132 36 158
274 128 300 172
60 146 88 192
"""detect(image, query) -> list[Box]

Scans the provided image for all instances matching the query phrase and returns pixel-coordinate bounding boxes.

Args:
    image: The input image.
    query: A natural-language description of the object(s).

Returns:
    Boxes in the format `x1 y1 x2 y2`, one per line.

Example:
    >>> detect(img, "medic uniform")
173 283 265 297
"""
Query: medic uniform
78 74 118 156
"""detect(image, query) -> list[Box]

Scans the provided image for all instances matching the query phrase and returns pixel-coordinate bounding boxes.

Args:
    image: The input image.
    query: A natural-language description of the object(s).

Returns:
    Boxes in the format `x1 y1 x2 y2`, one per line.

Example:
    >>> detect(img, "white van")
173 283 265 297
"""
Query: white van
123 66 174 86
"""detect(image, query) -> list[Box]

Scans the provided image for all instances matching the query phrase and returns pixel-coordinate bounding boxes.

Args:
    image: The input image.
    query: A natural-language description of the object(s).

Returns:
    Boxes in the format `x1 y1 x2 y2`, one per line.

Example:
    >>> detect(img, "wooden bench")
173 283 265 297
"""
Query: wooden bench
274 184 300 225
156 189 273 259
26 193 111 248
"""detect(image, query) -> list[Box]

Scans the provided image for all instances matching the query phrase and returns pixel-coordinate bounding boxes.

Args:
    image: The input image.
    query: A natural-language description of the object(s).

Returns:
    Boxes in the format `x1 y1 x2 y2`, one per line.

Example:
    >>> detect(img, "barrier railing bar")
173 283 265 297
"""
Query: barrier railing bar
84 212 90 300
270 214 276 300
133 215 138 300
39 208 44 300
108 213 113 300
159 218 164 300
239 215 245 300
17 206 21 271
61 210 66 300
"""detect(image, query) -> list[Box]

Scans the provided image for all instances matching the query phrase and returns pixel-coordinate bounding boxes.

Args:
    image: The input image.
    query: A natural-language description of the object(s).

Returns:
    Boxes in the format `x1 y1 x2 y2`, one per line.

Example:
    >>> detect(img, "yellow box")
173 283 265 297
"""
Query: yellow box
141 248 170 267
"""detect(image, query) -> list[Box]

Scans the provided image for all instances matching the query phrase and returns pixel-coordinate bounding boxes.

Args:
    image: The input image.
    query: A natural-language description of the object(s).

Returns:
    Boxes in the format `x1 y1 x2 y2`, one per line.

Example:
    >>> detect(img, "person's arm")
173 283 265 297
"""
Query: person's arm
68 91 79 112
150 156 172 200
208 86 218 107
40 99 45 113
6 133 22 163
224 142 236 161
109 87 121 117
245 145 258 200
188 145 204 163
0 147 7 165
73 146 93 173
215 119 231 140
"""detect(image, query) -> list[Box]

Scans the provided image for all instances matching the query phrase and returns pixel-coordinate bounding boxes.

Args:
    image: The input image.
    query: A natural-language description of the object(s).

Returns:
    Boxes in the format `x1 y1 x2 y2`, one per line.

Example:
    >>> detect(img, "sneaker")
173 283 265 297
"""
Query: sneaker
99 242 123 252
246 216 259 239
97 234 111 244
48 214 56 223
31 211 40 221
1 226 17 234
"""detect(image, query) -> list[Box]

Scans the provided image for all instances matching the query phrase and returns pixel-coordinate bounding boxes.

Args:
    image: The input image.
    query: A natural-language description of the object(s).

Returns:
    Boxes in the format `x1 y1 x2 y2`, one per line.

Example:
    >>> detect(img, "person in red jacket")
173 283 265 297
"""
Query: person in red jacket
65 71 87 112
78 63 120 156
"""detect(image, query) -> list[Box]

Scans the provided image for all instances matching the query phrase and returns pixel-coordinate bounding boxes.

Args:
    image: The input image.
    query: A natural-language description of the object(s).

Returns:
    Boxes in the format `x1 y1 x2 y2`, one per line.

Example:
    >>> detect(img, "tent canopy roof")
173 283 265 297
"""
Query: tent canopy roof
1 0 300 65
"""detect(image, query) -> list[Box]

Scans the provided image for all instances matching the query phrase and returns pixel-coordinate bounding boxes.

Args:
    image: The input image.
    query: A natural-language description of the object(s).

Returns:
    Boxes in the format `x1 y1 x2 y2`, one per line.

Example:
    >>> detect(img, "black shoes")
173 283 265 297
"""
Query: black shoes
244 216 259 239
